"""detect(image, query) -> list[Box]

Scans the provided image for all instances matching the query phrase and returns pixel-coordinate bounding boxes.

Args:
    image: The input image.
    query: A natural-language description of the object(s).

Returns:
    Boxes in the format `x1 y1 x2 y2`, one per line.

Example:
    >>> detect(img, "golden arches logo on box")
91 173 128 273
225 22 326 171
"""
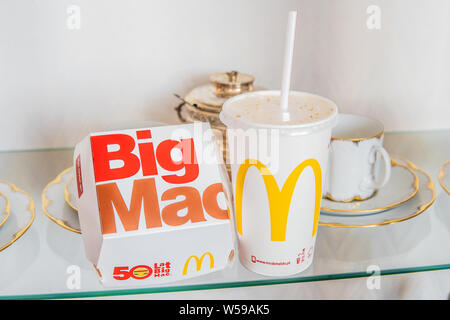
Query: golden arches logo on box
235 158 322 241
182 252 215 275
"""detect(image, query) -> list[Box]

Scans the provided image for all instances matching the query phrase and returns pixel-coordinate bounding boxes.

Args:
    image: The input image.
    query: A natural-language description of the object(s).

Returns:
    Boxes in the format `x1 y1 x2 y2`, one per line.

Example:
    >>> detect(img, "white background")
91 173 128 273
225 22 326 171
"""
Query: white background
0 0 449 151
0 1 449 300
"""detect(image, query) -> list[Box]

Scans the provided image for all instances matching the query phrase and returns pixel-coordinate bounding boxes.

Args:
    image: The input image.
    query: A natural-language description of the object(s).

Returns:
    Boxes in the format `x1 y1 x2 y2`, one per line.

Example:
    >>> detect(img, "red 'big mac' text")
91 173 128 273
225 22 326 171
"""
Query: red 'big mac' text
89 129 229 235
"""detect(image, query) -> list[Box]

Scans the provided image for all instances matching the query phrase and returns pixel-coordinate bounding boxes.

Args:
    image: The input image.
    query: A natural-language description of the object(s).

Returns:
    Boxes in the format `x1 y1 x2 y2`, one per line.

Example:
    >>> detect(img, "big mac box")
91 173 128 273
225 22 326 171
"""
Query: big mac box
73 122 235 287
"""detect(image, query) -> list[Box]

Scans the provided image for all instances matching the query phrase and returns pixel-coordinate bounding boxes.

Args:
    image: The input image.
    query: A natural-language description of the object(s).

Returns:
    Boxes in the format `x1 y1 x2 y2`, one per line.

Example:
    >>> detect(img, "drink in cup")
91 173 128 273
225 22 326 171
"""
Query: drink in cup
220 90 338 276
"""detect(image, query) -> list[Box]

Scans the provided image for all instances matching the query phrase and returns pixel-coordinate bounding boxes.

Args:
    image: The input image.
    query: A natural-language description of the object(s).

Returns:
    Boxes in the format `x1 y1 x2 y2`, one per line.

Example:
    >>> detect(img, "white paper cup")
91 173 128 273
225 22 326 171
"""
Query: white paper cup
220 90 338 276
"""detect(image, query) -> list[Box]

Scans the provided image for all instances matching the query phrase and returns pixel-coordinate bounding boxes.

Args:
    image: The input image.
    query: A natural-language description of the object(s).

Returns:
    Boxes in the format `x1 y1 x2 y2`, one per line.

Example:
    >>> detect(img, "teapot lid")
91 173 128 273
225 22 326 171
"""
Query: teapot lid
184 70 256 112
209 71 255 98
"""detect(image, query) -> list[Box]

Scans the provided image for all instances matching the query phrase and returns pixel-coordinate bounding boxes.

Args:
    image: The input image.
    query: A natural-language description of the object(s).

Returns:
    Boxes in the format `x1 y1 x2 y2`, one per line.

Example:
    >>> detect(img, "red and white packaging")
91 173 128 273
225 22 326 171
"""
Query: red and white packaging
73 122 235 287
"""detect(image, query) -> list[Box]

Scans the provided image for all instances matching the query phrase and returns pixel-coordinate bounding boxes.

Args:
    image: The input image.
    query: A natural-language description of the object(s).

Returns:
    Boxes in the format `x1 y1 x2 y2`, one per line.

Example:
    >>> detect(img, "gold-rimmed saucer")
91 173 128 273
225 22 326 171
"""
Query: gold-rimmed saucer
0 192 10 228
42 167 81 234
438 160 450 195
64 175 77 212
319 156 435 228
321 158 419 215
0 180 35 252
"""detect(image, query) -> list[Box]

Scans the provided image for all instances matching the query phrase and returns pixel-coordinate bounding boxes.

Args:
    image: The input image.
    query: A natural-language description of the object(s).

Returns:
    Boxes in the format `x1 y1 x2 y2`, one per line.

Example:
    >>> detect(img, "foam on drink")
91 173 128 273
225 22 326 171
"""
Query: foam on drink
226 92 336 126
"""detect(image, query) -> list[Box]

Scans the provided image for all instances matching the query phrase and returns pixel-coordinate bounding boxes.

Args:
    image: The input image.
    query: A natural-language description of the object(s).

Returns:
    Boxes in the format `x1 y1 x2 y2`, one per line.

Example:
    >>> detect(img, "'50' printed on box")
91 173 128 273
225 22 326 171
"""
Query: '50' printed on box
74 122 235 287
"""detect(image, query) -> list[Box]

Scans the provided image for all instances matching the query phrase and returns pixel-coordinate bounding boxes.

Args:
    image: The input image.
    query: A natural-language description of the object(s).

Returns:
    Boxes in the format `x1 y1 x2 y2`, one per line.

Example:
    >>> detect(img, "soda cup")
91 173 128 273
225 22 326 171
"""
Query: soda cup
220 90 338 276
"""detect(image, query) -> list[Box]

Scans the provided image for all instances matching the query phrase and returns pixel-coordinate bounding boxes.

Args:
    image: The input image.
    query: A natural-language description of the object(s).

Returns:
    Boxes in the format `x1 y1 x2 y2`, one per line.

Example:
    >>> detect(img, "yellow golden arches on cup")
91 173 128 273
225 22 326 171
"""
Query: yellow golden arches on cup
182 252 215 275
235 158 322 241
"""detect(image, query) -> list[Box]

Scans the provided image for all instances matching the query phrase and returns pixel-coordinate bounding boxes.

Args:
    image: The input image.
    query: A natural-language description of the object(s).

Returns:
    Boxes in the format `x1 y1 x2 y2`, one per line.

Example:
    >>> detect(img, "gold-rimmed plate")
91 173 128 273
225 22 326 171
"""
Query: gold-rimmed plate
0 181 35 252
64 175 77 212
321 158 419 215
438 160 450 195
42 167 81 233
319 156 435 228
0 192 10 228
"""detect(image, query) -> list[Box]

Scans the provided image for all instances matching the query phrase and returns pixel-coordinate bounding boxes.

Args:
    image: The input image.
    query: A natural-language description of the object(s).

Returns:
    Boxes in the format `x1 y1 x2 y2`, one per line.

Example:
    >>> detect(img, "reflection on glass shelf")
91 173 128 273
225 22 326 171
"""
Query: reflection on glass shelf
0 130 449 299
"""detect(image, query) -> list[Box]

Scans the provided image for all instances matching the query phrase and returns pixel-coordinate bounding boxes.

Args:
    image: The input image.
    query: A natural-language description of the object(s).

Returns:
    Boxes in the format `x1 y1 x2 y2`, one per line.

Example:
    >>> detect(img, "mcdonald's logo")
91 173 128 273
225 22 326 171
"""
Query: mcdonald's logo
235 158 322 241
182 252 215 275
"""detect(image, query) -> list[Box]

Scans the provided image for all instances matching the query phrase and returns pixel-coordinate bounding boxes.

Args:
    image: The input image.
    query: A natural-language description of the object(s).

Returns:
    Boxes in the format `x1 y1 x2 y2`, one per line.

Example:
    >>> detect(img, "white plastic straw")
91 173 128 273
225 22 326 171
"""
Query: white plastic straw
280 11 297 122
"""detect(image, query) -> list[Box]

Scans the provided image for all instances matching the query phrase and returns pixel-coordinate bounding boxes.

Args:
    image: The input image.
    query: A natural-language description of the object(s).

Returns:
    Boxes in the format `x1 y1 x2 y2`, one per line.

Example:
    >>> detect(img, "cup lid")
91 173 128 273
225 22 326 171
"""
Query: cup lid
219 90 339 136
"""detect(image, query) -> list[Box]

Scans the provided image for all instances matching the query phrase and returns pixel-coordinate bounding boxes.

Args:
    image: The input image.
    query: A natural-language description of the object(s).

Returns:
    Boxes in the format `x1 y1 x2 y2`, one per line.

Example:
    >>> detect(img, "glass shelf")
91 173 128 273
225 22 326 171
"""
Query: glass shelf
0 130 449 299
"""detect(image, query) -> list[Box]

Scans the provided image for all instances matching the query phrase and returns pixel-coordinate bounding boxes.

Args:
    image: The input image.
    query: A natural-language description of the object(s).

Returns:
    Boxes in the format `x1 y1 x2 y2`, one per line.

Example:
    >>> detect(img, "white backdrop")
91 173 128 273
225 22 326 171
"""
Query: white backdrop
0 0 449 151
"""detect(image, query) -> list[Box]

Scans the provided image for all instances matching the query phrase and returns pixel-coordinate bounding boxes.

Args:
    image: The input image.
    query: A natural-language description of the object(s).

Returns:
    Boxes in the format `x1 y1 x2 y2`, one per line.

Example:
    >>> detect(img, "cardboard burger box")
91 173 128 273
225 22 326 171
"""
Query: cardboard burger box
73 122 235 287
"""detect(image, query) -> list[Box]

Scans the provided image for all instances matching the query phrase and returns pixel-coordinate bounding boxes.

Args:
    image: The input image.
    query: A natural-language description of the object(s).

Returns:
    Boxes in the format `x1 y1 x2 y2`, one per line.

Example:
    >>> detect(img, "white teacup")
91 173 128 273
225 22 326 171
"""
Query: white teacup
325 113 391 202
